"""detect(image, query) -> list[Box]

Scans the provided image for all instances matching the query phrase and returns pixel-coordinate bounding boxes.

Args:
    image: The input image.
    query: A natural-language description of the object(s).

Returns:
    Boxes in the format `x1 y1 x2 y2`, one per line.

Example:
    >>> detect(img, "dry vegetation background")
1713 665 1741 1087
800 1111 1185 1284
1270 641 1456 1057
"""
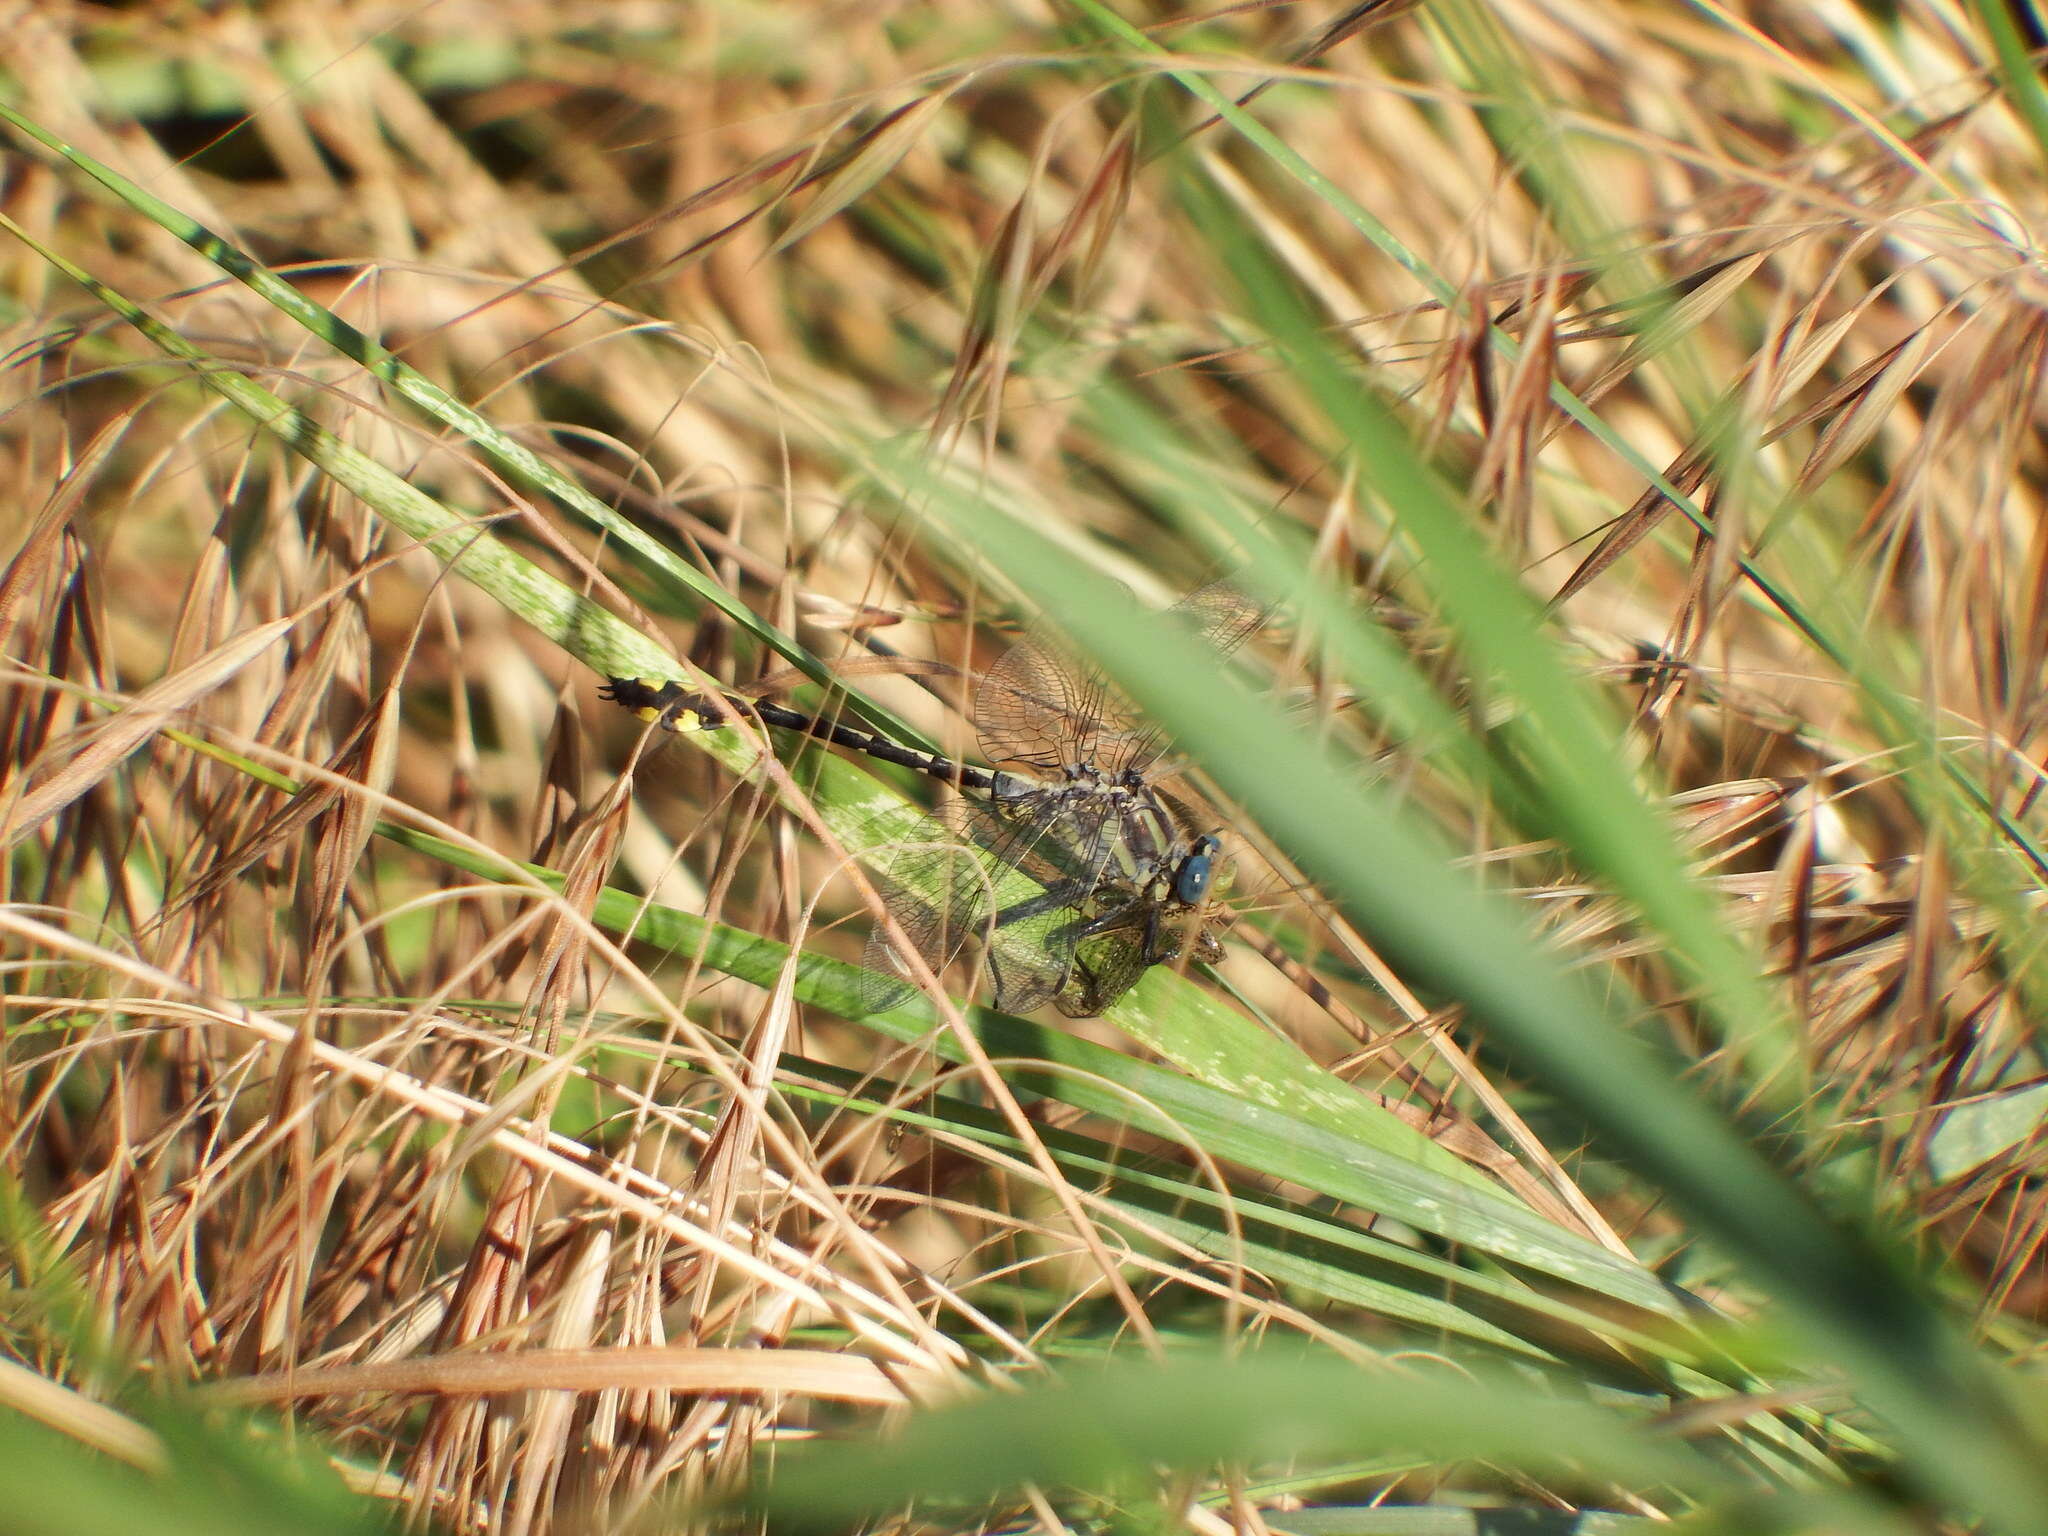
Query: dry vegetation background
4 1 2048 1533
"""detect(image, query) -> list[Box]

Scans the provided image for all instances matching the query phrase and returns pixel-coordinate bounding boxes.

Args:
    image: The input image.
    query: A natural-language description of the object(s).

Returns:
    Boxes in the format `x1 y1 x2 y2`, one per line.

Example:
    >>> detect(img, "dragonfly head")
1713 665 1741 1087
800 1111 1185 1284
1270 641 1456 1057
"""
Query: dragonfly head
1171 834 1221 906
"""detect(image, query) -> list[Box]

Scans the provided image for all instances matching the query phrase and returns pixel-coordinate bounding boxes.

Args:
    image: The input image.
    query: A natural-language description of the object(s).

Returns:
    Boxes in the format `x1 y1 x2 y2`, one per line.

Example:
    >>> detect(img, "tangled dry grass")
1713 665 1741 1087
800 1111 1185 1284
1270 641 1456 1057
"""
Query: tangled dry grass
4 1 2048 1531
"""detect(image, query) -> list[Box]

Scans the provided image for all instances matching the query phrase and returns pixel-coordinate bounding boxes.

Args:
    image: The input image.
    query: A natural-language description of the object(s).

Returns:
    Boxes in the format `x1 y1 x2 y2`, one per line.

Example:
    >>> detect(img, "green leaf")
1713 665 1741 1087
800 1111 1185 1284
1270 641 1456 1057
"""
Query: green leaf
1927 1080 2048 1184
740 1348 1727 1528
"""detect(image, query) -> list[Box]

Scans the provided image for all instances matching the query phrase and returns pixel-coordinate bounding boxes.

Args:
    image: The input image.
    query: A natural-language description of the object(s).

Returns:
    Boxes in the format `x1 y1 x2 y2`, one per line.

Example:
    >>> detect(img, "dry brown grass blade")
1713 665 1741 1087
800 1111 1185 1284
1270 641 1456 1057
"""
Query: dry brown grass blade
1474 277 1564 552
1065 119 1141 315
1551 451 1713 607
738 654 965 701
1293 0 1426 63
14 2 2048 1526
1 912 952 1360
0 427 117 664
403 1157 547 1511
769 93 955 258
937 116 1140 451
1798 312 1962 498
207 1344 918 1409
932 191 1033 451
1178 0 1424 141
506 1228 614 1536
1551 240 1975 609
0 617 293 847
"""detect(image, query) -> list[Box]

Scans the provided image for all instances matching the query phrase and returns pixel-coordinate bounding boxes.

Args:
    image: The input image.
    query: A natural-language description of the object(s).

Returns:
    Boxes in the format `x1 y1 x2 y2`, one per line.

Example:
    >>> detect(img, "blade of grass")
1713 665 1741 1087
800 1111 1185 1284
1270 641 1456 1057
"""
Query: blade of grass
1065 0 2048 918
884 465 2048 1530
0 201 1521 1289
102 695 1675 1322
740 1348 1732 1527
0 100 934 753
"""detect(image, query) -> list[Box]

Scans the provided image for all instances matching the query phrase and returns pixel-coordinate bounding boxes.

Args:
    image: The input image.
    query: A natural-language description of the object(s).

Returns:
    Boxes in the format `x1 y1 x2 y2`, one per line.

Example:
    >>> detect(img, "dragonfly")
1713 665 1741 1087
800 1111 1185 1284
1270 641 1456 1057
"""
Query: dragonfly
602 581 1265 1016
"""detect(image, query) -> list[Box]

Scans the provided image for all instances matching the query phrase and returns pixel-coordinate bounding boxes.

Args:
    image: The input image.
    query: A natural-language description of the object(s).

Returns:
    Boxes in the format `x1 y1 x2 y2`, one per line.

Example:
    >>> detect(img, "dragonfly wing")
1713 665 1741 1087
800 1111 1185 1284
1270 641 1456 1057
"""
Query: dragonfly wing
983 895 1082 1012
976 579 1266 779
1056 927 1150 1016
971 799 1111 1013
856 797 1101 1016
975 628 1101 772
1174 577 1271 659
857 804 1000 1014
1103 580 1270 779
1056 891 1227 1016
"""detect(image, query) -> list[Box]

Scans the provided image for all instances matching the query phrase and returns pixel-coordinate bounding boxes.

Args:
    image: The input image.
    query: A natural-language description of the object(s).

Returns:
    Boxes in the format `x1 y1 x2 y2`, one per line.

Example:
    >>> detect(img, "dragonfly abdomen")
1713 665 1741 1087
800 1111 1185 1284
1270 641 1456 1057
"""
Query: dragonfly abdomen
601 676 1012 794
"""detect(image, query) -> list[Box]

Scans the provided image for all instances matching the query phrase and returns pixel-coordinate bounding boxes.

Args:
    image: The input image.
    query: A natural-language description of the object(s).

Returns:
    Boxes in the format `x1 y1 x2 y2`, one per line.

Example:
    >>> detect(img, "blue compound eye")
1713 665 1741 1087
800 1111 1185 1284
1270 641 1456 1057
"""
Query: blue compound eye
1174 835 1220 905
